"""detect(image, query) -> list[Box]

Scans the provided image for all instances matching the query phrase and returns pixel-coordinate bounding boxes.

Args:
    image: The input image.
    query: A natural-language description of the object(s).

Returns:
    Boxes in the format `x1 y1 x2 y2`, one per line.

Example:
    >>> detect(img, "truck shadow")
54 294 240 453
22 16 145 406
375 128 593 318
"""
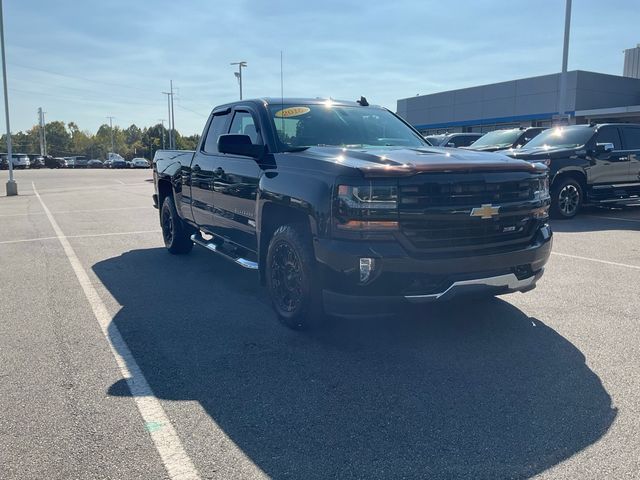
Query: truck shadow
550 205 640 233
96 248 616 479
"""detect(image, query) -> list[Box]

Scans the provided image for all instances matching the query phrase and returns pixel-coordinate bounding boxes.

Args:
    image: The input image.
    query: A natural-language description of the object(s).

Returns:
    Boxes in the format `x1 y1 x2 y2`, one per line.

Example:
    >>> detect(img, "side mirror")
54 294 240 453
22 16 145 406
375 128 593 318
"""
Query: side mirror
595 142 614 154
218 134 266 159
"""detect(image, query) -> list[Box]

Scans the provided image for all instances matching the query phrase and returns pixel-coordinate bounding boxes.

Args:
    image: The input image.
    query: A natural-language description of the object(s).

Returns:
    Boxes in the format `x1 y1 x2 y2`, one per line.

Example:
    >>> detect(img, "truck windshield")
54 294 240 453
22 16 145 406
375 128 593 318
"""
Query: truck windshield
523 126 593 150
470 129 521 148
268 103 427 151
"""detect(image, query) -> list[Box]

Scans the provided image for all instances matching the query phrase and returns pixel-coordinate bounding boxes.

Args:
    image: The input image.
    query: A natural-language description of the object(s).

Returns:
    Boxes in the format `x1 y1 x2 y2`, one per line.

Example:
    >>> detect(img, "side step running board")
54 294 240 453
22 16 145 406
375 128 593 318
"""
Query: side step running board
190 234 259 270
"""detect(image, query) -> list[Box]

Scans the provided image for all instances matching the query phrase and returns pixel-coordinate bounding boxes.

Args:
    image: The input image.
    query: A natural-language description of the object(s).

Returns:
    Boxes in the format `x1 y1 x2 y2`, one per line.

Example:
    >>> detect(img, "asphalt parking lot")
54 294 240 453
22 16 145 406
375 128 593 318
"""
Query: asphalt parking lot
1 169 639 480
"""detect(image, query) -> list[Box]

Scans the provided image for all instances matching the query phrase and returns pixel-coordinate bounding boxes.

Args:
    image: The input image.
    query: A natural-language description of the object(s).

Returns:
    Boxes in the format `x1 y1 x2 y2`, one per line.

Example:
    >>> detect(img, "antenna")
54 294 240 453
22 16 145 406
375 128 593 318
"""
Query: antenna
280 50 284 133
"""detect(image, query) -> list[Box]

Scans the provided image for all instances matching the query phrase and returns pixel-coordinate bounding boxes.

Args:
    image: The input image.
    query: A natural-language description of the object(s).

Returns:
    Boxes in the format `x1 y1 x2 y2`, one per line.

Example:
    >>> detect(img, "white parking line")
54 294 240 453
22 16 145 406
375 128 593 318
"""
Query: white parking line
114 179 126 185
585 214 640 224
0 230 161 245
0 206 151 218
32 182 201 480
552 251 640 270
35 182 150 193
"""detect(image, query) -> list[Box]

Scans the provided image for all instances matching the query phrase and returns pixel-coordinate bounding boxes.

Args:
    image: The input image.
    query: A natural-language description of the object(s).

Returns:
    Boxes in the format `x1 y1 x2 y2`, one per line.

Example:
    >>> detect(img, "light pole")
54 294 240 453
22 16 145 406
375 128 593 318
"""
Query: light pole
556 0 572 125
106 116 115 153
158 119 166 150
162 91 173 149
230 61 247 100
1 0 16 196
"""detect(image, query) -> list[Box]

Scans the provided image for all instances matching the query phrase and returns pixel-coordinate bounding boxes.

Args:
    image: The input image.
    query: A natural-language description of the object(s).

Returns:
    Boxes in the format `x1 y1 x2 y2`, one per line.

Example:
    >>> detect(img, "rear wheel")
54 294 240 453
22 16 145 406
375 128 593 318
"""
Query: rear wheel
551 177 583 219
160 196 194 254
266 225 324 330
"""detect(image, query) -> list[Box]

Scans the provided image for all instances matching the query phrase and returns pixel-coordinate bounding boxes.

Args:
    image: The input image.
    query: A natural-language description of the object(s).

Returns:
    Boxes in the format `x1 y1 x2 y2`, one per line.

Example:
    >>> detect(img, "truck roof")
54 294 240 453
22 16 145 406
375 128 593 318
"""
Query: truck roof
214 97 383 110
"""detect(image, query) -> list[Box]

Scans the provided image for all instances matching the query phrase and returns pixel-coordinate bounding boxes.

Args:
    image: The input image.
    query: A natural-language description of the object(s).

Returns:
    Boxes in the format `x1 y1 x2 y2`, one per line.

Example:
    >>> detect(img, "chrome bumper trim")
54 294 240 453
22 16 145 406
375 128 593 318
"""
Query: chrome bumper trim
404 271 540 303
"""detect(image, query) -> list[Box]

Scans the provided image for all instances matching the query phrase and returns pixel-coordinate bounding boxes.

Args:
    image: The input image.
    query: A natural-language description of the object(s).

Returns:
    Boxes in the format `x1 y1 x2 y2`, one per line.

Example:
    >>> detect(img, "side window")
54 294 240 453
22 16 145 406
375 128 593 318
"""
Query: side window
621 127 640 150
229 111 261 144
203 112 230 154
523 129 542 143
595 127 622 150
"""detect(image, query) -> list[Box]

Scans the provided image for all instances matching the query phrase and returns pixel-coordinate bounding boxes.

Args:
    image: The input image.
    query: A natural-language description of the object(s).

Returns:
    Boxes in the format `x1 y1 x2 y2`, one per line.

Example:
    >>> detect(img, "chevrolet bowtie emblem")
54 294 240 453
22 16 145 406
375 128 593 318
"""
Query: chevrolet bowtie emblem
470 204 500 219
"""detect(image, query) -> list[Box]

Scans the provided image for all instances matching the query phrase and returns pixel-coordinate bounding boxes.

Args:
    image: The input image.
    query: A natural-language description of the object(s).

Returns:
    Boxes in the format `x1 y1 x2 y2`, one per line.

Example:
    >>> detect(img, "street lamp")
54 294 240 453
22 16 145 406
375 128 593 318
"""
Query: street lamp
230 61 247 100
556 0 572 126
0 0 16 196
106 116 115 153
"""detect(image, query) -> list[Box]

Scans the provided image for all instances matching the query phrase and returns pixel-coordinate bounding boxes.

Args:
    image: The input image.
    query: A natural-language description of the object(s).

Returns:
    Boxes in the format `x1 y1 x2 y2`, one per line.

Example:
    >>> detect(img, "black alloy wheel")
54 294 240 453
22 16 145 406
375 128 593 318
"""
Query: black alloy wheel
551 178 583 219
266 225 324 330
160 196 194 254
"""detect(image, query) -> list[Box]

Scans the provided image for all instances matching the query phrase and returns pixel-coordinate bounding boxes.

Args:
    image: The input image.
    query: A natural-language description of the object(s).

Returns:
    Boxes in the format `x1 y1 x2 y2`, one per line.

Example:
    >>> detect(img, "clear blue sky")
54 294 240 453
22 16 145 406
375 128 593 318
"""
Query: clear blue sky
4 0 639 135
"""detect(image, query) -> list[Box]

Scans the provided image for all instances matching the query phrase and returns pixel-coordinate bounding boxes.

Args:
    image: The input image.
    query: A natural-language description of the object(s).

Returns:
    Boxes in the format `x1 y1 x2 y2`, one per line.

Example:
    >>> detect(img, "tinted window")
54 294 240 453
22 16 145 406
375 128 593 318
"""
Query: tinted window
203 112 230 153
524 126 594 150
470 129 521 148
595 127 622 150
621 126 640 150
449 135 482 147
229 111 260 144
522 129 544 144
268 104 427 150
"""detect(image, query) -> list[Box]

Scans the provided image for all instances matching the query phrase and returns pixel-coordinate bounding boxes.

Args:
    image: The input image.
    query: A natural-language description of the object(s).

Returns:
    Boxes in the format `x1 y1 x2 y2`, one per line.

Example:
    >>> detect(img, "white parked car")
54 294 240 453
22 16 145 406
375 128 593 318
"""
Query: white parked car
132 157 150 168
9 154 30 169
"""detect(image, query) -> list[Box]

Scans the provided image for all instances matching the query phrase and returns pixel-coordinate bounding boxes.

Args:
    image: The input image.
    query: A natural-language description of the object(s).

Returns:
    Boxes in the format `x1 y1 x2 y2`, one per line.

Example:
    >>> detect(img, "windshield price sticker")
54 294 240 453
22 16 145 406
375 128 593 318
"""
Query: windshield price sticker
275 106 310 118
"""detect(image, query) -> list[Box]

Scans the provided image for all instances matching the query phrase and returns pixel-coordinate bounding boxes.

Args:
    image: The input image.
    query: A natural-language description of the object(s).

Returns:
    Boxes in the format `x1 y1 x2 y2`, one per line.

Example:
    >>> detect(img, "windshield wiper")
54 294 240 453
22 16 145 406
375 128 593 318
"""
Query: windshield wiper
282 146 310 152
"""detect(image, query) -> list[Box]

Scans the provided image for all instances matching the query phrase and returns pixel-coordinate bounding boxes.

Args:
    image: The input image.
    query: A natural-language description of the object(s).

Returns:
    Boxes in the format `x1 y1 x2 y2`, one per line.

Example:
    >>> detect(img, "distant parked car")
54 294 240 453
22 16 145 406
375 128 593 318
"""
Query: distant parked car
464 127 546 152
107 152 126 168
44 156 66 168
87 159 103 168
74 157 89 168
125 160 133 168
30 156 45 168
112 158 127 169
103 159 113 168
424 133 483 148
1 153 31 169
132 157 150 168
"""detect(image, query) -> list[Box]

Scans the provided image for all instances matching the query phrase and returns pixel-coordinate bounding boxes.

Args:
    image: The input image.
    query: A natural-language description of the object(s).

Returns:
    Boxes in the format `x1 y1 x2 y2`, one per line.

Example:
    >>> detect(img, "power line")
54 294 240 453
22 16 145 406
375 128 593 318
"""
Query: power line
8 62 154 94
175 103 207 117
9 86 161 107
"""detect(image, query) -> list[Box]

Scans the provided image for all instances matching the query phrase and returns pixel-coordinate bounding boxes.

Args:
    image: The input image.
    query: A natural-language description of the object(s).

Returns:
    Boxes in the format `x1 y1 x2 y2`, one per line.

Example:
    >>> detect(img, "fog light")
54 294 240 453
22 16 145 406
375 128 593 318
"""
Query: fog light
359 258 375 283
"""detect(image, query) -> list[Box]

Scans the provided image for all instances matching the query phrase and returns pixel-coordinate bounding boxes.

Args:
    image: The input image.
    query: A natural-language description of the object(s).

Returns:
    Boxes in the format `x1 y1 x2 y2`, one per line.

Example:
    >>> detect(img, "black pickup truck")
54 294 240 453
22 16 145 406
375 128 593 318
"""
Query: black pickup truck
507 123 640 218
153 98 552 329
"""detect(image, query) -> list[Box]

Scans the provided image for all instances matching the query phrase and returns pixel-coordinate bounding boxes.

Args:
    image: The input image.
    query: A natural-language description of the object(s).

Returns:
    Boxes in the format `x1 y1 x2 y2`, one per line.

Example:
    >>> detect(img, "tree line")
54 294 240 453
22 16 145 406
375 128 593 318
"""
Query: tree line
0 121 200 160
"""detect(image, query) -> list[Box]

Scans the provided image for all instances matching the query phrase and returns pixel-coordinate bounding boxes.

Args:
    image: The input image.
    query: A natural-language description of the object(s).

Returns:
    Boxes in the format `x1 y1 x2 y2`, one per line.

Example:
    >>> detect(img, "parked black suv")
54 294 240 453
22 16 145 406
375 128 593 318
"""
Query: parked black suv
507 123 640 218
153 98 552 329
425 133 483 148
465 127 545 152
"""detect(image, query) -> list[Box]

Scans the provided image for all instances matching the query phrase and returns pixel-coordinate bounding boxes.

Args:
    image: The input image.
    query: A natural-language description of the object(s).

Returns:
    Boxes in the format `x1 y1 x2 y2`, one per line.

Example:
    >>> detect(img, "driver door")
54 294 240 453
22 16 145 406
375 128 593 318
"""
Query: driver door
211 108 262 252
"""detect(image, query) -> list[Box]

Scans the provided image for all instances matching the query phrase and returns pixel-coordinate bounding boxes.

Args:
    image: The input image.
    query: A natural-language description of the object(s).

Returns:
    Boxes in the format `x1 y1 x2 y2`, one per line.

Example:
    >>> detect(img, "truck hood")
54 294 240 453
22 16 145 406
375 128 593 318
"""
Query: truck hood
505 146 577 161
295 146 544 177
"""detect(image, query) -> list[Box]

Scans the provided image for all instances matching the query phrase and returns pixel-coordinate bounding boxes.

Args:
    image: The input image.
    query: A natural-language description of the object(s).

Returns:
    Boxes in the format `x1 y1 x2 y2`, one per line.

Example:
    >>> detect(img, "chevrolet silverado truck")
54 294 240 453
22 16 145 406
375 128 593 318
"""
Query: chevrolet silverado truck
507 123 640 218
153 97 552 329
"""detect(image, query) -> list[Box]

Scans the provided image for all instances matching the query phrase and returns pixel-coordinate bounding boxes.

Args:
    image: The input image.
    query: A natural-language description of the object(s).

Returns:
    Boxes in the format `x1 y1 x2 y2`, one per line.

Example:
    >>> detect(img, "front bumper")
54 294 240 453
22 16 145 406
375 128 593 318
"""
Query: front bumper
316 225 552 316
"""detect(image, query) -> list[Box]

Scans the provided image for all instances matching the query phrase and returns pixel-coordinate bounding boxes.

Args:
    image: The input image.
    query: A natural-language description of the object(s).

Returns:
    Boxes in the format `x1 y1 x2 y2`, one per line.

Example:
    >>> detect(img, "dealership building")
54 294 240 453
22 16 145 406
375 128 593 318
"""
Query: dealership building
397 46 640 135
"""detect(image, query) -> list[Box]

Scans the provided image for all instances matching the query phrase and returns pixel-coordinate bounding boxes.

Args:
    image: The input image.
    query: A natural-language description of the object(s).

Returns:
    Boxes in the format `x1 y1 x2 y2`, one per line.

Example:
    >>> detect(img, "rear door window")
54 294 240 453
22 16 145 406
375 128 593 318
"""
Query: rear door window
203 111 231 154
620 126 640 150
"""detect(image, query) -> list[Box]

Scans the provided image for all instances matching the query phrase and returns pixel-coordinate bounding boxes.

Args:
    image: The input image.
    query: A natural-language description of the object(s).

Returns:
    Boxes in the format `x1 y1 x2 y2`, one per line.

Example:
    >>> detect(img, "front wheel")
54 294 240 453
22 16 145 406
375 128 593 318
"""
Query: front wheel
160 196 194 254
266 225 324 330
551 177 583 219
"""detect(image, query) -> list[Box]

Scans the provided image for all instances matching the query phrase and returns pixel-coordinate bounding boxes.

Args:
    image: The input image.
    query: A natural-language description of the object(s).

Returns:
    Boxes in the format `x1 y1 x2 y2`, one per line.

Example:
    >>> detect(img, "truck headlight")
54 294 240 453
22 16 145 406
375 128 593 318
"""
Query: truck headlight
334 183 399 236
534 176 550 201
